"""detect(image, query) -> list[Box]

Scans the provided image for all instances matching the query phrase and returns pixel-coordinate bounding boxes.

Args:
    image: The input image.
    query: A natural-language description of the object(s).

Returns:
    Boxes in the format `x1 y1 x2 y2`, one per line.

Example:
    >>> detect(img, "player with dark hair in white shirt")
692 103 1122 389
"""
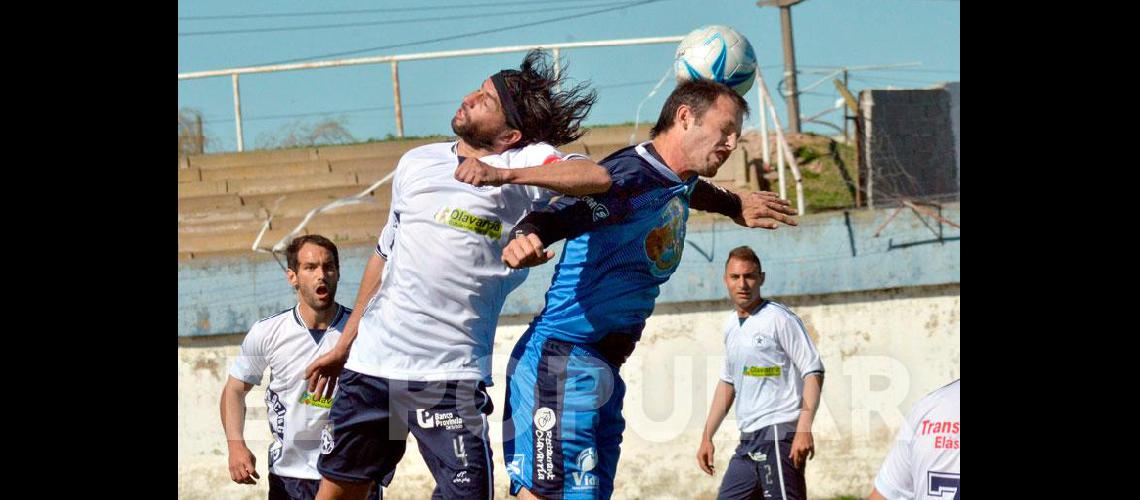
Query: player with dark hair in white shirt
303 50 613 500
221 235 381 499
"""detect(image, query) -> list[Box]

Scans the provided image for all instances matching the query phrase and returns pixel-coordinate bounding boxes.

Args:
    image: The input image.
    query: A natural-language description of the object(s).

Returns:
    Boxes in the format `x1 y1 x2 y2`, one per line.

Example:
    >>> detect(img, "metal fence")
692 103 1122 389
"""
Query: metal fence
178 36 685 152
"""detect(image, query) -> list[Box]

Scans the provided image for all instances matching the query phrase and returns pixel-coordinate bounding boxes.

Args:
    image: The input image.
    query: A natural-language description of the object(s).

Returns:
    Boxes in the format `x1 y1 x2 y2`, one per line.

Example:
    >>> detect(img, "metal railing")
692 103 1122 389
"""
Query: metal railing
178 36 685 152
178 35 808 215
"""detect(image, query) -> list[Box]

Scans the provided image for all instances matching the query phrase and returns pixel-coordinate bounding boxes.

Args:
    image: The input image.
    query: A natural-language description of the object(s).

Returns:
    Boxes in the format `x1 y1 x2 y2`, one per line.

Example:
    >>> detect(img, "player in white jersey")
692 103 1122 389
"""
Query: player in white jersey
303 50 612 500
697 246 824 500
220 235 381 499
871 379 960 500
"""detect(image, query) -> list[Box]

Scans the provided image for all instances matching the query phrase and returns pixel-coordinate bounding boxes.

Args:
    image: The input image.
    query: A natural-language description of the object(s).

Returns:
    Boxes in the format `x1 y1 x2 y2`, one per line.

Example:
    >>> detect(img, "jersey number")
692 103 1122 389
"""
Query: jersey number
453 436 469 468
927 471 959 499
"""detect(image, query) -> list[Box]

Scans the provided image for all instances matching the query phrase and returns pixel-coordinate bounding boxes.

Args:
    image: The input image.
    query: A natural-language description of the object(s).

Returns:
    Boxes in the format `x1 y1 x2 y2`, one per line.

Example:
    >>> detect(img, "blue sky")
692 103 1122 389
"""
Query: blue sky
178 0 959 152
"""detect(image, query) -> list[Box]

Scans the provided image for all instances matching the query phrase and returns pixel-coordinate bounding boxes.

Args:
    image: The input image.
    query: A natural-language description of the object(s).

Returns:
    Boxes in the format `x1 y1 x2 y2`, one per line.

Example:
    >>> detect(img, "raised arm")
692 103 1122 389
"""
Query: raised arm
690 180 798 229
305 252 386 401
454 156 611 196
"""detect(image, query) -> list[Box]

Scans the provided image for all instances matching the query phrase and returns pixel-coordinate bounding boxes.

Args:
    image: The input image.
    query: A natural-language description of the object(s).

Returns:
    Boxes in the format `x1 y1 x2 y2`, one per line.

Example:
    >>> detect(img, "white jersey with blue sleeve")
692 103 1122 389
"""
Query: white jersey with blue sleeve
228 304 351 480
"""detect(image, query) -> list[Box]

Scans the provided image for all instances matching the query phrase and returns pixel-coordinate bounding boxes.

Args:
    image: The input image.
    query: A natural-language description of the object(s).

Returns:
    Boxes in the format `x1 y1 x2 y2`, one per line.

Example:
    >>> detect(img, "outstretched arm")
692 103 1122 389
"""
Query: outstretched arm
690 180 798 229
455 157 611 196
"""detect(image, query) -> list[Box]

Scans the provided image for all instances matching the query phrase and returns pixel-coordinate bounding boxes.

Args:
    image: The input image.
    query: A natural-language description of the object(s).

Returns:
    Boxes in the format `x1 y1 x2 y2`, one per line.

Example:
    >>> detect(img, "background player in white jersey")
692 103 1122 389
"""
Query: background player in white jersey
697 245 824 500
303 50 613 500
870 379 960 500
220 235 381 499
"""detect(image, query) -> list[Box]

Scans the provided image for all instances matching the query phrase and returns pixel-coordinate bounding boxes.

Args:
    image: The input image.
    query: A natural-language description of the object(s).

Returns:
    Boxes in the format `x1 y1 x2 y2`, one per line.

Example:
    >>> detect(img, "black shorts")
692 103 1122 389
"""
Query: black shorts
318 369 494 499
267 473 381 500
717 422 807 500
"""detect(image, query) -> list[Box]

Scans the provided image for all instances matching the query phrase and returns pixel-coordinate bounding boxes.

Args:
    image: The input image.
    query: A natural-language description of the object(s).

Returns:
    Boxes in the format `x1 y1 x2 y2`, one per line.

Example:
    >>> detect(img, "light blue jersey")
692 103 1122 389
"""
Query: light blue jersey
504 142 706 499
530 142 698 344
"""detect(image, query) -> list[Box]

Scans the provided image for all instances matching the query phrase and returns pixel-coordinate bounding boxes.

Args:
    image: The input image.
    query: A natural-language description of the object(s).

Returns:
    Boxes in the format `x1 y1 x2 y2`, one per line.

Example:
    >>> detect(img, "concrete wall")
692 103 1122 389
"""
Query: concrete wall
178 283 960 499
861 85 960 205
180 204 961 337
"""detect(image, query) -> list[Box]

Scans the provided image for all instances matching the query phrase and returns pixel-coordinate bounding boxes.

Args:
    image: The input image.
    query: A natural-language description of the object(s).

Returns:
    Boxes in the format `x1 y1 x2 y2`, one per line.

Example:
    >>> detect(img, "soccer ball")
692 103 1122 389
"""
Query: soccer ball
674 25 757 95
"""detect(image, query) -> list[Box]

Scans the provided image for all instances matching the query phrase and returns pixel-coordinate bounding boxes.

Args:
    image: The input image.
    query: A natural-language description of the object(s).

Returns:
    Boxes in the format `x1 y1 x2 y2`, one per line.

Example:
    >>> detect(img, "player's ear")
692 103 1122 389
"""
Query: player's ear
758 271 766 287
287 268 299 289
676 104 693 130
497 128 522 150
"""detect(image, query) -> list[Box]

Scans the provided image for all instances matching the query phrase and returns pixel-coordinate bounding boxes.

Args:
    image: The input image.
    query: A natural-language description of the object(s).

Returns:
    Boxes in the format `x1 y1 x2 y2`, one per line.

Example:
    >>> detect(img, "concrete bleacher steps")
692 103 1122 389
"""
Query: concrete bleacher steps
199 160 331 182
187 148 319 169
178 194 243 213
241 186 390 218
178 125 750 261
178 168 200 183
315 138 442 161
227 172 359 197
178 180 229 198
179 206 387 257
328 157 397 173
179 181 391 259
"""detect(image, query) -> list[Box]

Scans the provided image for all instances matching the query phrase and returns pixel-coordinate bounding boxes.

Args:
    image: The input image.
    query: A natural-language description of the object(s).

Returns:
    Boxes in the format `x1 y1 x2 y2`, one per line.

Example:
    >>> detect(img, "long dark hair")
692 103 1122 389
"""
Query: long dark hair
501 50 598 148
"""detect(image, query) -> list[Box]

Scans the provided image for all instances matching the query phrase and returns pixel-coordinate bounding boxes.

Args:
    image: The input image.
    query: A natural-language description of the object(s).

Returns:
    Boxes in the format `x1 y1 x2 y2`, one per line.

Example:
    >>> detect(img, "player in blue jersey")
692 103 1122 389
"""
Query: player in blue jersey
491 80 799 499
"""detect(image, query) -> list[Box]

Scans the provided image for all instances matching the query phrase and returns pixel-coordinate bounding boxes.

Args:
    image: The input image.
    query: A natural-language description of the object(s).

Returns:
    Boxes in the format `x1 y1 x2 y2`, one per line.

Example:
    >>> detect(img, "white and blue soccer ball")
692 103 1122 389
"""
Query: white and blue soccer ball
674 25 757 96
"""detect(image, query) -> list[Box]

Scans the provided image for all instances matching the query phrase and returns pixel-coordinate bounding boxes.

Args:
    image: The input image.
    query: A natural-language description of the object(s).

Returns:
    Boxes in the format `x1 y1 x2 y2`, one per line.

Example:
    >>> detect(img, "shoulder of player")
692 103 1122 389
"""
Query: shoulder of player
331 304 352 330
720 310 740 331
760 300 803 323
253 306 295 328
598 143 643 163
741 302 811 344
252 304 318 337
907 379 960 425
596 150 659 193
394 142 456 176
599 145 642 171
494 141 579 170
511 141 558 156
240 307 295 346
402 141 454 159
923 379 961 404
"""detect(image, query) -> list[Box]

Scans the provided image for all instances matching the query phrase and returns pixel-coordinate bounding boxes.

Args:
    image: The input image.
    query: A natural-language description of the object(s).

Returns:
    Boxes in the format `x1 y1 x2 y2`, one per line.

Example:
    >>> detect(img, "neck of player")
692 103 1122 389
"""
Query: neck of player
298 301 337 330
650 135 697 181
456 139 498 160
735 296 765 318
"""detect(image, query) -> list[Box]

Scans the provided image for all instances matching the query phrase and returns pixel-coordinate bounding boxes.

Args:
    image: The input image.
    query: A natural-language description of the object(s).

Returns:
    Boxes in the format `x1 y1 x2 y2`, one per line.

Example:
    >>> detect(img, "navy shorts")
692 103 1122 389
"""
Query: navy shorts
717 422 807 500
267 473 380 500
318 369 494 499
